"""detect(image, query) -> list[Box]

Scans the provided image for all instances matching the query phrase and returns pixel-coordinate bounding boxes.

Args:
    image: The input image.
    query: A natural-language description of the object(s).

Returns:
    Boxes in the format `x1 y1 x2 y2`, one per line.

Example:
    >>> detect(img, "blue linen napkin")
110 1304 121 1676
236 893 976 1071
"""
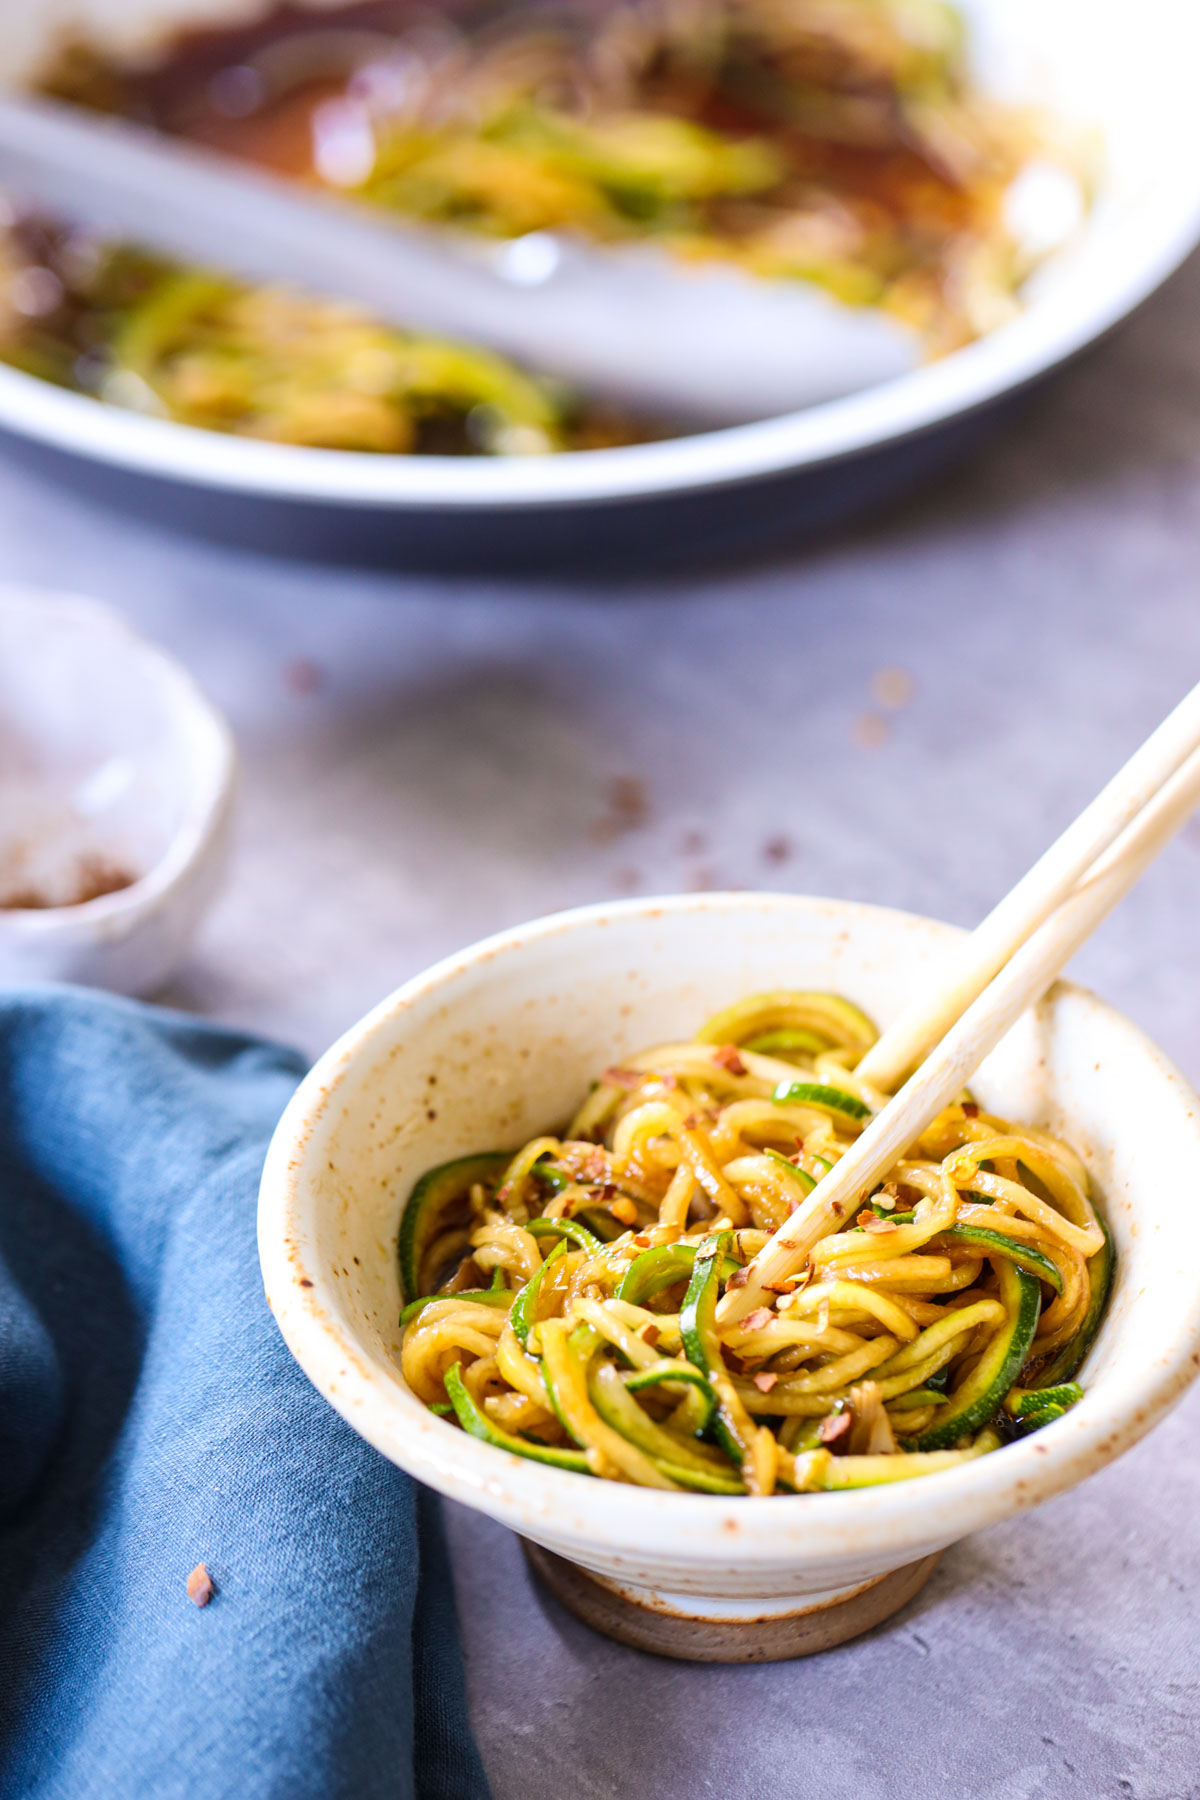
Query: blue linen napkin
0 988 491 1800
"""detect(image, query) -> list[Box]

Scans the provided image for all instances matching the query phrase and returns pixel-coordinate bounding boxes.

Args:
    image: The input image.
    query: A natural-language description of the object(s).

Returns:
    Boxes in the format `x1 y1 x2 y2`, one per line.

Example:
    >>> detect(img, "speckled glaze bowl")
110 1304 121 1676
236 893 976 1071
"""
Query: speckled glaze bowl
258 894 1200 1660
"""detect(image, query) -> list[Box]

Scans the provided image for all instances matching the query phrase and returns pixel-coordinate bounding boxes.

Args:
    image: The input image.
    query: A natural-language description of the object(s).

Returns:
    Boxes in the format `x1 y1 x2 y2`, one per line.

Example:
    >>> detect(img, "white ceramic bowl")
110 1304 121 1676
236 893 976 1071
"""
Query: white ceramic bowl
0 586 235 994
259 893 1200 1637
0 0 1198 552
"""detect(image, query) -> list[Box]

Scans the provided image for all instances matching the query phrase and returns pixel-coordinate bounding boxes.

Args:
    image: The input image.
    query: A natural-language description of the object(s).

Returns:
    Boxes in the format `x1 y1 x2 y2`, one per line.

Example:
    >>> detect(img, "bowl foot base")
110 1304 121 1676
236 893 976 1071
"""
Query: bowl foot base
522 1543 942 1663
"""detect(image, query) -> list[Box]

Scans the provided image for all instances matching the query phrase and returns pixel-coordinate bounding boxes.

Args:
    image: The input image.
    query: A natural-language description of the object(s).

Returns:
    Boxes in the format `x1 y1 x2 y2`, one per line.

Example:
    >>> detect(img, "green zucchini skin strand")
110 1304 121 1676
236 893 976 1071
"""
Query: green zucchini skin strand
933 1225 1064 1294
625 1361 719 1432
1006 1381 1083 1419
510 1240 567 1348
400 1288 511 1327
771 1080 871 1121
655 1460 745 1494
886 1386 950 1411
742 1027 829 1058
679 1233 729 1376
589 1362 733 1479
909 1260 1042 1452
574 1207 628 1242
764 1148 817 1193
679 1232 746 1465
444 1362 589 1473
527 1216 604 1253
616 1242 740 1306
538 1320 595 1447
1015 1402 1069 1434
532 1164 572 1194
1036 1209 1115 1386
398 1150 510 1303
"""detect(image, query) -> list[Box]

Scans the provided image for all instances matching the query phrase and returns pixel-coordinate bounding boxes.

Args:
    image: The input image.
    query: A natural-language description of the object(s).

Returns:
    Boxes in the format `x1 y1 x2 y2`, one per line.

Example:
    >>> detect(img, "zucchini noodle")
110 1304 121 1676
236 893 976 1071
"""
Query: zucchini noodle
399 990 1113 1493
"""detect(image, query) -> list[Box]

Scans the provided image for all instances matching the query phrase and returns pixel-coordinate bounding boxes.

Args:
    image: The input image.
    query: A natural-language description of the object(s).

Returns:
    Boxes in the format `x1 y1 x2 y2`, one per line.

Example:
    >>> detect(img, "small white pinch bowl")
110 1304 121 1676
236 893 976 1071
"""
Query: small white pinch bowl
259 893 1200 1660
0 586 235 995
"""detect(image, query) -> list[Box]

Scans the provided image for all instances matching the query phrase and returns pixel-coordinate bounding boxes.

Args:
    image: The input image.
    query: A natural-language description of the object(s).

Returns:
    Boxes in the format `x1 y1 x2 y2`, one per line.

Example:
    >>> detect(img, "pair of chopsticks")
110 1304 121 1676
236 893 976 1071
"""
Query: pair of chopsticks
718 679 1200 1325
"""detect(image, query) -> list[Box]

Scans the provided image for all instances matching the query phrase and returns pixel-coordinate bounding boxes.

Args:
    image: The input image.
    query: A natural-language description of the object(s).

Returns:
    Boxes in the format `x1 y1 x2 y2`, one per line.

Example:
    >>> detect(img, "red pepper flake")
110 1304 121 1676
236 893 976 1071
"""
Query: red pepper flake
283 658 322 695
609 1197 638 1226
871 667 915 710
641 1323 661 1348
602 1067 642 1090
589 775 650 842
787 1195 803 1215
611 775 648 821
963 1102 980 1118
725 1266 750 1290
818 1413 852 1448
858 1211 897 1235
712 1044 747 1077
852 710 889 751
632 1233 652 1249
187 1563 215 1607
741 1307 775 1333
753 1371 779 1393
762 1281 793 1295
829 1201 845 1218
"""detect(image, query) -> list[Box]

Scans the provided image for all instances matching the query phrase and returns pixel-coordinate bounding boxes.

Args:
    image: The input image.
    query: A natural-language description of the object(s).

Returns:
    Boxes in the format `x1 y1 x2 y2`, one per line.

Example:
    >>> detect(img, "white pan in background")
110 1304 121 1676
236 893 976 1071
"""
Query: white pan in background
0 0 1197 566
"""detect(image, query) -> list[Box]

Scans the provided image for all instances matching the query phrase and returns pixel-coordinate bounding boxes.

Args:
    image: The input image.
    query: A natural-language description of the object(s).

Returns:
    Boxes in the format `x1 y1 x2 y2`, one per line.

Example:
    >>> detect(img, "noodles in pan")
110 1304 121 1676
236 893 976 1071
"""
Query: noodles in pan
0 0 1084 453
400 991 1112 1494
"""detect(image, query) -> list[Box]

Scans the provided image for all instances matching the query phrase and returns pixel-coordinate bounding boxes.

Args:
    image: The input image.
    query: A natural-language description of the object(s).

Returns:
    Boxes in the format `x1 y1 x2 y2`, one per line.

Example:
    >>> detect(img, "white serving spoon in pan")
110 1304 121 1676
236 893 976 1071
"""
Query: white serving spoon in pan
0 90 920 429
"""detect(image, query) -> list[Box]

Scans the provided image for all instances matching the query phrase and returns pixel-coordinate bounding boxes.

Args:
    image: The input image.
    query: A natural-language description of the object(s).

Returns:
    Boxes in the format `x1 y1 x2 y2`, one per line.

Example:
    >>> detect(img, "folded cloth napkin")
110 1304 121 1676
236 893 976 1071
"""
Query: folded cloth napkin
0 988 491 1800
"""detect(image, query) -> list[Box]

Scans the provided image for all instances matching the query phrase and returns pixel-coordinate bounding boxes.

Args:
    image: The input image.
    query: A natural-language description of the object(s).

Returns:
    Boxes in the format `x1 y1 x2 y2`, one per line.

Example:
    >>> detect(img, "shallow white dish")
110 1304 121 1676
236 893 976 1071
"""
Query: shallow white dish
258 893 1200 1646
0 585 235 994
0 0 1197 561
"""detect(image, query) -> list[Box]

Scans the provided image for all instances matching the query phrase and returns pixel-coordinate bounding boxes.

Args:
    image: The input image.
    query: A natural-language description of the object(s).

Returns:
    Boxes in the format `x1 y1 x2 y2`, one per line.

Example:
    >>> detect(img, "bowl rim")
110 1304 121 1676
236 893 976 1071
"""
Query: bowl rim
258 891 1200 1567
4 143 1200 514
0 584 235 933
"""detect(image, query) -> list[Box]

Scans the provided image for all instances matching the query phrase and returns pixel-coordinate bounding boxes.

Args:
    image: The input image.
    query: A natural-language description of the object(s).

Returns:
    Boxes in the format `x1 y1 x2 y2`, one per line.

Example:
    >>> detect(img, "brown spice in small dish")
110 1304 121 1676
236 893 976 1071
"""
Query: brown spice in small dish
0 855 135 910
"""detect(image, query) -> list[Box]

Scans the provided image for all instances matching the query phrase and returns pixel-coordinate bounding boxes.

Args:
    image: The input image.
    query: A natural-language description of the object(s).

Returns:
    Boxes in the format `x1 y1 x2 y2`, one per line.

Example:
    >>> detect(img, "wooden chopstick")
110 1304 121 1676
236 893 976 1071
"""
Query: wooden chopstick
717 731 1200 1326
857 677 1200 1092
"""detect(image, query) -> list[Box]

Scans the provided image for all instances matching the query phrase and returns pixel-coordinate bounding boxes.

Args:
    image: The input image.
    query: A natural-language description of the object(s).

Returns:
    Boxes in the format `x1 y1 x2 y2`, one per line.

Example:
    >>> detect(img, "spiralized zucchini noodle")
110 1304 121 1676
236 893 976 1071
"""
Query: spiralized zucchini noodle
0 0 1084 453
0 223 632 455
400 990 1112 1494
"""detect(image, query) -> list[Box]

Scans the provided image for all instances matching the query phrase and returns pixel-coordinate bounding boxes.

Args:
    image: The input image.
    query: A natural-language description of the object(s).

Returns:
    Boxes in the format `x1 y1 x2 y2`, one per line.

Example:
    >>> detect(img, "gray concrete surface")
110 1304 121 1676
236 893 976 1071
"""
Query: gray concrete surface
3 247 1200 1799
